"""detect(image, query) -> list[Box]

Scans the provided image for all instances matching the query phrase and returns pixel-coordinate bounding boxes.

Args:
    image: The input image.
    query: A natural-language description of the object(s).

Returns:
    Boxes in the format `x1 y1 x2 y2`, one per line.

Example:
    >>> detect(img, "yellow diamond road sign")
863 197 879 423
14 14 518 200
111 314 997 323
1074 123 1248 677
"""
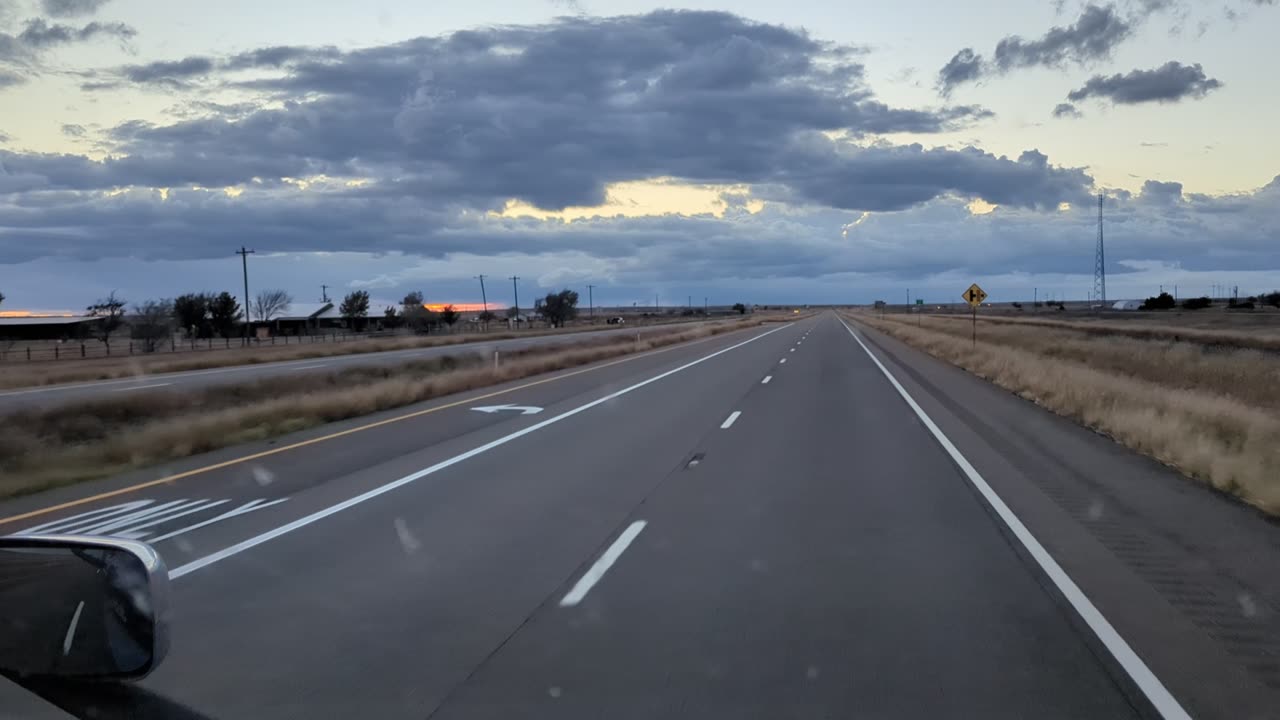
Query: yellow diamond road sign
963 283 988 308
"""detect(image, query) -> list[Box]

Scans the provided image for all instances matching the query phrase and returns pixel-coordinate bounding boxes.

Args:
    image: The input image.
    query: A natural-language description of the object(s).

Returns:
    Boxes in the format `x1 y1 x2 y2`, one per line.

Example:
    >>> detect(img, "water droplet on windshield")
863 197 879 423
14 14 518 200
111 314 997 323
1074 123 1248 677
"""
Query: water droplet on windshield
1238 593 1258 618
251 465 276 486
394 517 421 554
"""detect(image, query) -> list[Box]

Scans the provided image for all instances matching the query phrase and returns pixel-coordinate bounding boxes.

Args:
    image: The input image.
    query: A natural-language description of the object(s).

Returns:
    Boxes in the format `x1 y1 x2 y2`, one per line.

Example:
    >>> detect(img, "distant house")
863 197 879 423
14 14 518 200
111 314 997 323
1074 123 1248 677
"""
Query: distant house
0 315 105 341
1111 300 1142 311
270 302 343 334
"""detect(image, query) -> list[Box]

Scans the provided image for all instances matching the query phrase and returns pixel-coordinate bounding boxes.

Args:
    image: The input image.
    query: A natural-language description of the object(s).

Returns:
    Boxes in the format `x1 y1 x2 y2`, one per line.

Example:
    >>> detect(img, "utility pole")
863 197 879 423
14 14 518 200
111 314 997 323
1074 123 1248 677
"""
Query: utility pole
655 293 659 313
688 295 692 312
1094 193 1106 305
587 284 595 321
236 246 255 342
509 276 520 328
704 297 708 314
475 274 488 312
321 284 330 303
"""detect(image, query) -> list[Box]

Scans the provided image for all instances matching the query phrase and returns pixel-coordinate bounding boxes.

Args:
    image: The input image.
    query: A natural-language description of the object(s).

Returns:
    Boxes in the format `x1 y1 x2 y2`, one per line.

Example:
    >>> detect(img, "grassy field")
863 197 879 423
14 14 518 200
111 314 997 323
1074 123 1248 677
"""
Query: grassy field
0 316 747 391
847 311 1280 516
0 316 790 499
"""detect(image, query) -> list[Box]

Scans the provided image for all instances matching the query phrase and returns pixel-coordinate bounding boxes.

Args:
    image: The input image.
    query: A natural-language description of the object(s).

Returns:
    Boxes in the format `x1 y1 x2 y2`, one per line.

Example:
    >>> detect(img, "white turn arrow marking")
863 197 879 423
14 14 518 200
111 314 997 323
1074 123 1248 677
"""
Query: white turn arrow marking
471 403 544 415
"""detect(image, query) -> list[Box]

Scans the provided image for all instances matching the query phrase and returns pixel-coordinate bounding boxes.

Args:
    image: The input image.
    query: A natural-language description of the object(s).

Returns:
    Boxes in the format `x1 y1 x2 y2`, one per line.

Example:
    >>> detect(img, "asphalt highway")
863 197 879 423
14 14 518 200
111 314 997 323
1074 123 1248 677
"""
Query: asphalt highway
0 322 707 413
3 312 1278 719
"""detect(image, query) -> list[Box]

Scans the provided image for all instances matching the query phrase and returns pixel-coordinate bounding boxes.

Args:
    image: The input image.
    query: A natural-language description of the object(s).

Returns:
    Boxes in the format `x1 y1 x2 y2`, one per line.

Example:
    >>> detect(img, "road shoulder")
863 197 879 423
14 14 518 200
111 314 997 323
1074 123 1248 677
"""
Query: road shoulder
849 318 1280 720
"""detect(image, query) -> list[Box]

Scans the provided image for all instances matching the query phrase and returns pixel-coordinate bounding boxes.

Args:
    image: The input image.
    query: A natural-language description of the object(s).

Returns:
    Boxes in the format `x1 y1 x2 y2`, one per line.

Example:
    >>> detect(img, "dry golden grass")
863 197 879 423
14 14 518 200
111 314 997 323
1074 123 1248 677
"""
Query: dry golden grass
848 312 1280 515
0 317 729 391
0 317 780 498
936 312 1280 351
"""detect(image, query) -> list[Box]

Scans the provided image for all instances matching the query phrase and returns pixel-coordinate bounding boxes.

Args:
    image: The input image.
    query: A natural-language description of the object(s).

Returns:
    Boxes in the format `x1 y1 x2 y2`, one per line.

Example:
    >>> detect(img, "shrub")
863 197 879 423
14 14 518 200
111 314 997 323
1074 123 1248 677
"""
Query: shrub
1140 292 1176 310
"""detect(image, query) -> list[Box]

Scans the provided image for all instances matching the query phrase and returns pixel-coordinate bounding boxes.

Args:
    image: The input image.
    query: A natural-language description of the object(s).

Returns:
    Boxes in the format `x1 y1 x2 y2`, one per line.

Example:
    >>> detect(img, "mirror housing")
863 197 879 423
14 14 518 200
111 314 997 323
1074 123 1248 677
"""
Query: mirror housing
0 535 170 680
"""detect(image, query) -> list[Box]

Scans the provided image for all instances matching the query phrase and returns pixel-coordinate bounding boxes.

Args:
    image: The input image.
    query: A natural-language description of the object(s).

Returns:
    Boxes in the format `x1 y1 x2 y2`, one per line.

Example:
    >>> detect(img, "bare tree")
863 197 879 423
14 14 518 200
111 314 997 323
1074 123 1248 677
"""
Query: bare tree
132 299 175 353
86 290 127 352
252 289 292 322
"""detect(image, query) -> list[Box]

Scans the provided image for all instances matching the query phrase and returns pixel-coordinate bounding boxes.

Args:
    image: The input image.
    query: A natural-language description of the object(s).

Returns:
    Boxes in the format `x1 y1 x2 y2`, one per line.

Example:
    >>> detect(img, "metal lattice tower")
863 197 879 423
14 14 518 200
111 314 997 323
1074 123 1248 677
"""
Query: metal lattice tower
1093 193 1106 305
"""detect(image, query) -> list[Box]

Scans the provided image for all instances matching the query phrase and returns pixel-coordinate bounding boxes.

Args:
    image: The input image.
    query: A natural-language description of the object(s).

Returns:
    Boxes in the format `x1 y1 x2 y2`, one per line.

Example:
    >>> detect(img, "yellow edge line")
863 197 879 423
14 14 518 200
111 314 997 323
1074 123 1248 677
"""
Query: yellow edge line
0 329 737 527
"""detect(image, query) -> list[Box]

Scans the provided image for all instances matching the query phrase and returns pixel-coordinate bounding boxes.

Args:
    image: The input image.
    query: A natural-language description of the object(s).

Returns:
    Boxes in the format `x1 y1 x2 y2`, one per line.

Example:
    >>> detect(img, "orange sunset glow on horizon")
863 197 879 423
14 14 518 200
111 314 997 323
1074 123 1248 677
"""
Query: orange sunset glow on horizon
422 303 505 313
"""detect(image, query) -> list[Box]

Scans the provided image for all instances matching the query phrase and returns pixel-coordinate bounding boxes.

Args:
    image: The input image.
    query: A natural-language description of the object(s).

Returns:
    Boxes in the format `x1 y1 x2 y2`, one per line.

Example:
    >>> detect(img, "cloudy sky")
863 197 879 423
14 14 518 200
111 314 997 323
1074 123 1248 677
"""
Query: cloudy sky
0 0 1276 313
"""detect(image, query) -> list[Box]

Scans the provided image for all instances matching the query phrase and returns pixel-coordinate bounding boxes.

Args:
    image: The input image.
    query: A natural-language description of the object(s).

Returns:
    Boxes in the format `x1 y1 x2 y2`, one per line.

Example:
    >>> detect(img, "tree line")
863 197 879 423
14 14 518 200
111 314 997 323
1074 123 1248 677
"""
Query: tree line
62 286 588 351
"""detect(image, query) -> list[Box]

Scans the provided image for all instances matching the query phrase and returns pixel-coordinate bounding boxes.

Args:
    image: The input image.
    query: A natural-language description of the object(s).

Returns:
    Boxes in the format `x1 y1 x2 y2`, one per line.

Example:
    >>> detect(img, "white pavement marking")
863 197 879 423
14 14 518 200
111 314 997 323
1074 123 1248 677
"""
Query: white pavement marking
167 324 791 580
789 348 795 352
290 364 329 371
838 319 1192 720
559 520 647 607
111 383 173 392
762 376 772 384
720 411 742 429
780 358 787 364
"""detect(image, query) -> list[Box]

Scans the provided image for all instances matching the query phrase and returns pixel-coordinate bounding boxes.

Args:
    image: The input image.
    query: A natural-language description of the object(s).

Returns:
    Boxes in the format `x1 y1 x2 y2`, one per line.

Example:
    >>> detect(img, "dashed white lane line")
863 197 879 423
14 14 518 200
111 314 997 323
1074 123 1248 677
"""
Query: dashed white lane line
762 375 773 384
111 383 173 392
789 348 795 352
838 318 1191 720
559 520 647 607
720 411 742 429
780 358 787 364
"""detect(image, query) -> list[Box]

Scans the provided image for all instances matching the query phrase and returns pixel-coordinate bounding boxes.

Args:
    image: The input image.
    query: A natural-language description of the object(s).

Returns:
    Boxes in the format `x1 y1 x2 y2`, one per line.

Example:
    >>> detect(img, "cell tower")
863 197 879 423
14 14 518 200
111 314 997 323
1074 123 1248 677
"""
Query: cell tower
1093 192 1106 305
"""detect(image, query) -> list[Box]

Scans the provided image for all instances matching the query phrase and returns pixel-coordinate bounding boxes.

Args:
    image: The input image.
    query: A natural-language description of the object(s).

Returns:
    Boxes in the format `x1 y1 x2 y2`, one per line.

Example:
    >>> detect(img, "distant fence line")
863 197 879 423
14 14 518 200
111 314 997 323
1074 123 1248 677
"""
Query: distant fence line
0 328 435 363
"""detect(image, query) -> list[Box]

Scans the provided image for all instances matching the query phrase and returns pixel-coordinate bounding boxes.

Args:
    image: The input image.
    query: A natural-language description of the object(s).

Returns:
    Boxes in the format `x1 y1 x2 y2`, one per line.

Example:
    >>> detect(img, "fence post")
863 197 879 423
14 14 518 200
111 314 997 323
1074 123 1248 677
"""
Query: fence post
27 347 31 361
81 343 86 358
55 345 59 360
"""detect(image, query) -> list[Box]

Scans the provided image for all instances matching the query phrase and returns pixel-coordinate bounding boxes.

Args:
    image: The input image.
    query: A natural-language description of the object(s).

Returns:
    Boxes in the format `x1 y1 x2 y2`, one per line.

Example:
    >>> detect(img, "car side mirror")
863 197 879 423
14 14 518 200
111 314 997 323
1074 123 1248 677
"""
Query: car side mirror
0 535 170 680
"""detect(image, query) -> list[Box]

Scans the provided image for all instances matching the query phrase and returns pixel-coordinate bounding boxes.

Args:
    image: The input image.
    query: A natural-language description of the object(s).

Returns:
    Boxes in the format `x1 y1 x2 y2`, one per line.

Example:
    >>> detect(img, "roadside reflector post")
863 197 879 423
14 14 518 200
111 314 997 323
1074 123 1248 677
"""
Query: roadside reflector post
494 350 499 370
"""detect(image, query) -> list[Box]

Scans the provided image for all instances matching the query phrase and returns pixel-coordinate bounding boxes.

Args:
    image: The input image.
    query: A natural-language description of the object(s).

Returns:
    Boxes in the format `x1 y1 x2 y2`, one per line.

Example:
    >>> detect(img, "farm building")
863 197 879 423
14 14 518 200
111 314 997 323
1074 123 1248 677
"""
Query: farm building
1111 300 1143 310
0 315 105 341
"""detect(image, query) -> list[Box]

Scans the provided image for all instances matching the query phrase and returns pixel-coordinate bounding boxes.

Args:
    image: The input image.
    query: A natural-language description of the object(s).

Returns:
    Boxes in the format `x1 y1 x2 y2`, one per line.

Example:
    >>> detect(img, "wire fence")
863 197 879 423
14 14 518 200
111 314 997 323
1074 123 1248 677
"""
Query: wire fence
0 329 427 363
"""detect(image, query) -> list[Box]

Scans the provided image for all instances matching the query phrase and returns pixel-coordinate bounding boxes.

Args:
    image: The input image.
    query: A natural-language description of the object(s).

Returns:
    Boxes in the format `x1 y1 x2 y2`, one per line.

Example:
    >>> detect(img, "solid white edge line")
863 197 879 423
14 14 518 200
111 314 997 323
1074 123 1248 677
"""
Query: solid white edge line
762 376 772 384
838 318 1191 720
167 323 791 580
720 410 742 429
558 520 647 607
110 382 173 392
